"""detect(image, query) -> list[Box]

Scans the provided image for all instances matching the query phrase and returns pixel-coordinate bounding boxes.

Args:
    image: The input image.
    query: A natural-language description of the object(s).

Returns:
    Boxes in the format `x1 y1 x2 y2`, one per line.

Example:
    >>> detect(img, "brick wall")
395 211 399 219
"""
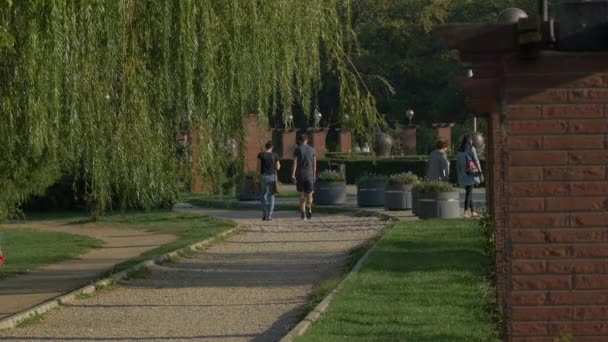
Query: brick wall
243 115 272 173
499 54 608 341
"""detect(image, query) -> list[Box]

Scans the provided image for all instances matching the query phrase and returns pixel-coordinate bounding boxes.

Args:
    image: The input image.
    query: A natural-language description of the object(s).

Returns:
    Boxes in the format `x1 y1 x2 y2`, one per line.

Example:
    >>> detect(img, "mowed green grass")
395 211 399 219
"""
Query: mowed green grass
0 229 102 279
296 219 498 342
93 210 235 275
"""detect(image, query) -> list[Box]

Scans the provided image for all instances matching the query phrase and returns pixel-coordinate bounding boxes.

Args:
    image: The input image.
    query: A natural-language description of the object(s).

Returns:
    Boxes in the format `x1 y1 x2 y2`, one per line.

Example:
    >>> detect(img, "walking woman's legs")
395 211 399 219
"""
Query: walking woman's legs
268 176 276 219
261 177 270 219
464 185 473 217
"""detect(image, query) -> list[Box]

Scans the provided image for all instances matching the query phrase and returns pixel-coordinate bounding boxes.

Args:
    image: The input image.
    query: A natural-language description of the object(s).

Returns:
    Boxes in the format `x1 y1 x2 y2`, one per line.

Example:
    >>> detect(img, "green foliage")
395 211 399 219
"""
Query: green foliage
477 208 503 338
0 1 382 219
357 173 388 185
318 170 346 182
414 180 454 193
388 171 419 186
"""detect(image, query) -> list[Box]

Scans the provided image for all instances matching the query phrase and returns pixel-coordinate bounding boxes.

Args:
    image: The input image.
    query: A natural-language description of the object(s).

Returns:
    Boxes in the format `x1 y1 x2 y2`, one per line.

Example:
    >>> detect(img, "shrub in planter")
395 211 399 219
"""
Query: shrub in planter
237 172 261 201
413 181 460 219
385 172 419 211
357 174 388 207
314 170 347 205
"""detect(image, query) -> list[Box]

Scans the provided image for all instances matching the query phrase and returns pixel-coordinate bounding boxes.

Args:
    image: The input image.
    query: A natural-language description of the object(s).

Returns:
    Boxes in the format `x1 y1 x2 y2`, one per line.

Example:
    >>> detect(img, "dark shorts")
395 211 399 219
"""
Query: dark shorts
296 177 314 194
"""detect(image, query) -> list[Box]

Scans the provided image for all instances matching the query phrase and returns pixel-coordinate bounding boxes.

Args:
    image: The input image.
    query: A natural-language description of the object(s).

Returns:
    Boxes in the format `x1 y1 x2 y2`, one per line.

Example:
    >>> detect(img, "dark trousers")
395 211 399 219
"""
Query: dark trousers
464 185 474 211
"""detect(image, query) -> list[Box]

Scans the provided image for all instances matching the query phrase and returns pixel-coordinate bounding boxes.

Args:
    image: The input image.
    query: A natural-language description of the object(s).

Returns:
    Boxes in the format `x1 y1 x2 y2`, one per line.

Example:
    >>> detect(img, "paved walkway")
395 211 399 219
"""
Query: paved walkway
0 207 390 341
0 221 176 321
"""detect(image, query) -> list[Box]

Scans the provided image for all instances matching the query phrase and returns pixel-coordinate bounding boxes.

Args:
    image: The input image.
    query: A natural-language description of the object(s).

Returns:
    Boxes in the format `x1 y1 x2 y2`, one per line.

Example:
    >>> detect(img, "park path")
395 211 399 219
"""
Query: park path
0 220 176 321
0 206 388 342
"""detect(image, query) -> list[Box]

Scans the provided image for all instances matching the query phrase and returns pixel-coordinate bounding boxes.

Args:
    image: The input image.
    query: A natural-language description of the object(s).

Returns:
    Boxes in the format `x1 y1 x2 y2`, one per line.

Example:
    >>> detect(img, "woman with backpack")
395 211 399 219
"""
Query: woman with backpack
257 141 281 221
457 133 484 218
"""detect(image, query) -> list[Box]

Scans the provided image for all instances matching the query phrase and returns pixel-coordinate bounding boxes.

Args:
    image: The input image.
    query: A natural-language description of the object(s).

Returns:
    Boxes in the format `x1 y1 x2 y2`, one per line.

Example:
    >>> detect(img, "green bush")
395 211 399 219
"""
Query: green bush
276 158 486 185
318 170 346 182
413 180 454 193
357 174 388 185
388 172 419 186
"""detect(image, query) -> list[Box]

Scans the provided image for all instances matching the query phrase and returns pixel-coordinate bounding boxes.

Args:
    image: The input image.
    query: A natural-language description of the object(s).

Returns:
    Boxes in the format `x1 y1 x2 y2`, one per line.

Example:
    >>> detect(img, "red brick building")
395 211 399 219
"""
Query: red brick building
438 22 608 341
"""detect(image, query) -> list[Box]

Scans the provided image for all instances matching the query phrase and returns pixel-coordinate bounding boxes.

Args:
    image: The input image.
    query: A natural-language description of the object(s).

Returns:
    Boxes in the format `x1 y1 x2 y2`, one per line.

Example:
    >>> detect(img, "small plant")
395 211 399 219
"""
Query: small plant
357 174 388 185
388 172 419 186
413 180 454 193
317 170 346 182
16 313 46 328
76 292 94 300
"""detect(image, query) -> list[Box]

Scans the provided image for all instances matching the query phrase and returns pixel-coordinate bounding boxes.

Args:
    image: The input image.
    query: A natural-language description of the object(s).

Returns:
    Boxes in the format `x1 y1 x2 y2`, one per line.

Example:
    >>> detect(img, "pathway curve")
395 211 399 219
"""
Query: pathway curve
0 206 387 341
0 221 176 321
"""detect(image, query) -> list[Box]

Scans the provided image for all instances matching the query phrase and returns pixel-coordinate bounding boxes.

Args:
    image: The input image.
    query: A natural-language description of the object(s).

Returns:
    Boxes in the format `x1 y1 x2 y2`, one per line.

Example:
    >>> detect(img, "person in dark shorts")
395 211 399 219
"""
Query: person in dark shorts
291 134 317 220
258 141 281 221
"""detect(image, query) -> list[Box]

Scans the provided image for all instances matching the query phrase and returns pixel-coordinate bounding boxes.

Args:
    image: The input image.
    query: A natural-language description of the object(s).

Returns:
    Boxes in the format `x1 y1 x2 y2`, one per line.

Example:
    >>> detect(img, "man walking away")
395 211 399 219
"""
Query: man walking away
291 134 317 220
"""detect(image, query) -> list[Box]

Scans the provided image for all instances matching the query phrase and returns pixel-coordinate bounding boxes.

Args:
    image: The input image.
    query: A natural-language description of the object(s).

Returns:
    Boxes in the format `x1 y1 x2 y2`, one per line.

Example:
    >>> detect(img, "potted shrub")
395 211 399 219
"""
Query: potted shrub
413 181 460 219
314 170 347 205
237 172 260 201
357 174 388 207
385 172 419 211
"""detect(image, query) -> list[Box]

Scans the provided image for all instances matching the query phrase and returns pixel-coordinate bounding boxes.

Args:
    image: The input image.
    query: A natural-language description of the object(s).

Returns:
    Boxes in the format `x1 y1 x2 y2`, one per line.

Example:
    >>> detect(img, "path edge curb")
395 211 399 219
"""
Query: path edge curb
279 222 393 342
0 226 240 331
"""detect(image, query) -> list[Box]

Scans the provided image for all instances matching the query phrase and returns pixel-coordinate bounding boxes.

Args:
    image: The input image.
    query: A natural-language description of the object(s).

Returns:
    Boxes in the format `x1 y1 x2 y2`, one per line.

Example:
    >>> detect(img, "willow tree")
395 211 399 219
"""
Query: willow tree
0 0 382 219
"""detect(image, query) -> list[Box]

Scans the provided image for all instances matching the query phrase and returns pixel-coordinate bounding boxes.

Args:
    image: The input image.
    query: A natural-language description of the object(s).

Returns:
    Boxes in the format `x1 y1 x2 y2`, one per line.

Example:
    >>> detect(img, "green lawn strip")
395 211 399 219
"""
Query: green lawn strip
0 229 102 280
92 210 235 276
299 221 392 320
179 191 300 203
295 219 499 342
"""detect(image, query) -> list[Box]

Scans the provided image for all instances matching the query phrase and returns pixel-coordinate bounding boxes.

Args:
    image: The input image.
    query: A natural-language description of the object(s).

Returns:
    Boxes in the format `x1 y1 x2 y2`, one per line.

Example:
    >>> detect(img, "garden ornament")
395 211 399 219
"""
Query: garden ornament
314 109 322 130
285 114 294 130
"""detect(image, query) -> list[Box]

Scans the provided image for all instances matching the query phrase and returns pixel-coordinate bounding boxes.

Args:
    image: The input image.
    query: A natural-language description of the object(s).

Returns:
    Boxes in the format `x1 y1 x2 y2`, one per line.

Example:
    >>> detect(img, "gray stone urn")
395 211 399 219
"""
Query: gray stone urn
373 133 394 158
385 184 415 211
416 191 461 219
314 181 347 205
473 132 485 159
357 181 387 207
237 177 260 201
411 187 419 215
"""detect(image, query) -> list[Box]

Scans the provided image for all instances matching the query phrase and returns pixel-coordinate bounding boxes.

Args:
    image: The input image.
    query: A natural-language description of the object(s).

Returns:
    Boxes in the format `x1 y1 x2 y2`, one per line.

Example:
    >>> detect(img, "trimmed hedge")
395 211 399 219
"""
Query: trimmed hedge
278 158 486 185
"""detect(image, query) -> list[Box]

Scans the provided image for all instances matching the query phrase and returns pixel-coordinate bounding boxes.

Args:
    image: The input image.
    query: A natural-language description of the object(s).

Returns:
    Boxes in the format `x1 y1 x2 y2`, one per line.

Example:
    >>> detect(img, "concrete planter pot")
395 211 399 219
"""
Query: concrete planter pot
417 191 460 219
384 184 415 211
314 181 347 205
357 181 386 207
237 178 260 201
411 187 419 215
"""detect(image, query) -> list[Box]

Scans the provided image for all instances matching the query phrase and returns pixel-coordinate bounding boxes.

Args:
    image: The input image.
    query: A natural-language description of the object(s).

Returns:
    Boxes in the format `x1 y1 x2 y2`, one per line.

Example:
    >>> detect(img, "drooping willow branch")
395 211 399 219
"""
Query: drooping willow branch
0 0 383 218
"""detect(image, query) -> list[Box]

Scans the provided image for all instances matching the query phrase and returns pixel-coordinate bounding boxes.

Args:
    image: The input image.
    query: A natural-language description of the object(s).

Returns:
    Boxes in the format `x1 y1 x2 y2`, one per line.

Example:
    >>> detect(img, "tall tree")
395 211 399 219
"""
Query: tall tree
0 1 381 219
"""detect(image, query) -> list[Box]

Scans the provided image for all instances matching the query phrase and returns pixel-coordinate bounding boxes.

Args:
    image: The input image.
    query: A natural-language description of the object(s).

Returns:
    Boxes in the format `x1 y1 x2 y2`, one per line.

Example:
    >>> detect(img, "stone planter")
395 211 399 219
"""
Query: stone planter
357 181 386 207
411 187 419 215
416 191 460 219
384 184 415 211
314 181 347 205
237 178 260 201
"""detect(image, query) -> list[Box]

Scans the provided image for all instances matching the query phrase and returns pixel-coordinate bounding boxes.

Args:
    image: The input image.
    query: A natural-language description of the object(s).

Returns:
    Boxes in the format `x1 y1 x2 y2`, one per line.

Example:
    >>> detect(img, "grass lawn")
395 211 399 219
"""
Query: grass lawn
295 219 498 342
92 210 235 275
0 229 102 279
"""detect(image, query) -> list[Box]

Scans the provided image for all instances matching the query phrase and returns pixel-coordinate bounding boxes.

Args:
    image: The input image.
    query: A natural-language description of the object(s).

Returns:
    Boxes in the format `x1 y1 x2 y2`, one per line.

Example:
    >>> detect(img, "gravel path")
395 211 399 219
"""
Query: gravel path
0 221 176 321
0 208 387 342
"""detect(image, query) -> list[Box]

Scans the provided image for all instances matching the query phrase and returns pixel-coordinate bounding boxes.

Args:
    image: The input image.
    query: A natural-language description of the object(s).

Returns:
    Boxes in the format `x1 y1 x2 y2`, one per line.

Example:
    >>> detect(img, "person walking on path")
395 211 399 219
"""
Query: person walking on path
426 140 450 181
258 141 281 221
291 134 317 221
457 133 484 218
